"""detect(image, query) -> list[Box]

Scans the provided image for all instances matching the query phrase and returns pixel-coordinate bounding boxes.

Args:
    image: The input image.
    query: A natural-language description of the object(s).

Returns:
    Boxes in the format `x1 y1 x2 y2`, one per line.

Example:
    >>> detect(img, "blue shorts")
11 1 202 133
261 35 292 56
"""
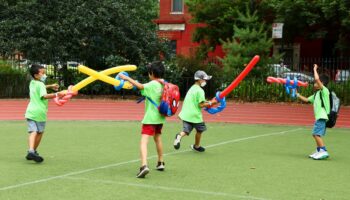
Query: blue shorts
27 119 46 134
312 119 326 137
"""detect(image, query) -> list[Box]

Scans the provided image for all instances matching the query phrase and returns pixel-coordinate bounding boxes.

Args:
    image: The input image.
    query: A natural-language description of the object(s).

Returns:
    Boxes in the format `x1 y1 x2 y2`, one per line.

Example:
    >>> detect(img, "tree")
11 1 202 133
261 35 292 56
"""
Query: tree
0 0 164 68
187 0 350 57
186 0 248 54
221 5 277 79
263 0 350 56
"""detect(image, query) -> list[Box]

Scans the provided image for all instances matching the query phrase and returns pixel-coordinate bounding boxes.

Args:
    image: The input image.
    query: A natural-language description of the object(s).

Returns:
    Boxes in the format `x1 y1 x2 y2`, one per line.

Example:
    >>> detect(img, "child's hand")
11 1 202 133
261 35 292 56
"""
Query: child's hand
313 64 318 71
118 74 129 80
50 83 60 91
57 91 66 98
210 98 218 105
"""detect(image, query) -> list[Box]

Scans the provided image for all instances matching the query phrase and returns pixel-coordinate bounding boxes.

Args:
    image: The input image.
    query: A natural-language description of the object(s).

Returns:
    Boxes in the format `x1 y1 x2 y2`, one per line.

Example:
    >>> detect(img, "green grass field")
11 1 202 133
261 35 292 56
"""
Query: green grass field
0 121 349 200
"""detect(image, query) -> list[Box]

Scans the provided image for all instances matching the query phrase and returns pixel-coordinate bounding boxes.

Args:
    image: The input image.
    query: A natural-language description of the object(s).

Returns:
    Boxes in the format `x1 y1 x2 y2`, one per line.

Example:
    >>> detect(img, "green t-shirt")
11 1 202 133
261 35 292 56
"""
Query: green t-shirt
307 86 330 120
25 80 48 122
179 84 206 123
140 80 165 124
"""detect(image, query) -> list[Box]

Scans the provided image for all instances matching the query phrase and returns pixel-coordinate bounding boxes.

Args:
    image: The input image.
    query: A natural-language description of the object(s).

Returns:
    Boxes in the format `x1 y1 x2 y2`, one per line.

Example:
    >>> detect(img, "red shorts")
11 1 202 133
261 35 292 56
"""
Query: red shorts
141 124 163 136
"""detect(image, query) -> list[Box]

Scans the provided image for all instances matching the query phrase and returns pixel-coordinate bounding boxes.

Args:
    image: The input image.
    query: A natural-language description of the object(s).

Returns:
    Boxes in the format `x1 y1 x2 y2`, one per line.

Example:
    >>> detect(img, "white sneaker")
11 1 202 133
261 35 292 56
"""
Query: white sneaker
173 134 181 150
313 149 329 160
309 150 318 158
156 162 165 171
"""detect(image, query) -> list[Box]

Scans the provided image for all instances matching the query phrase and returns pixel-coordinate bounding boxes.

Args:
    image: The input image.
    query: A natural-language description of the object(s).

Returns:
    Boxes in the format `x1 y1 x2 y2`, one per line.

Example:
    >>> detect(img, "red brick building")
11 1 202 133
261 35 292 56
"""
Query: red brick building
154 0 338 69
154 0 225 58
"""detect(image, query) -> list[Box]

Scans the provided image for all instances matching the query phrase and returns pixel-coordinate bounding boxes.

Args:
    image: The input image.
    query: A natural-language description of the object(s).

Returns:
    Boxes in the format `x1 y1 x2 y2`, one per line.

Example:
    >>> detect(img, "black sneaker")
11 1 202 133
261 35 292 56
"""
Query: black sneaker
136 165 149 178
156 162 165 171
190 144 205 152
173 133 181 150
25 152 44 163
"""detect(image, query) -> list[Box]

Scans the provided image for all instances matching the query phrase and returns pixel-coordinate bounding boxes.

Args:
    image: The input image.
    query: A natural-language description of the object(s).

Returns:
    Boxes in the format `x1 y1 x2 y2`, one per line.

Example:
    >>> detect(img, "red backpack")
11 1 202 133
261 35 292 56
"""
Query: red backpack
143 80 180 117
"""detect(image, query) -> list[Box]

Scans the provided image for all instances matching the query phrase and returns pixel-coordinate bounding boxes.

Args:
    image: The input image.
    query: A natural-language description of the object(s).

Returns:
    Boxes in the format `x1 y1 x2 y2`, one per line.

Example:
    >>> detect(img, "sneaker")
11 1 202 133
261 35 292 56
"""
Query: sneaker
25 152 44 163
136 165 150 178
313 149 329 160
190 144 205 152
309 150 318 158
173 133 181 150
156 162 165 171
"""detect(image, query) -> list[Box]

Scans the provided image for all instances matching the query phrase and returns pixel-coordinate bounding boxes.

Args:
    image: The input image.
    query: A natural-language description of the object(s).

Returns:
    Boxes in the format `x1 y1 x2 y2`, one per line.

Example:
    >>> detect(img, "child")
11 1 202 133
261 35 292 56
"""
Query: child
296 64 330 160
119 61 166 178
173 70 216 152
25 64 65 163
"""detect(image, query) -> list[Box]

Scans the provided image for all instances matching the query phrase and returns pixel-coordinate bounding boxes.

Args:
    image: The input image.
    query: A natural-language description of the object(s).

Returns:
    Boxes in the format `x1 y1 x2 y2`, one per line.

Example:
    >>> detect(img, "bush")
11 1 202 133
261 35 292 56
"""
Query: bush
0 60 30 98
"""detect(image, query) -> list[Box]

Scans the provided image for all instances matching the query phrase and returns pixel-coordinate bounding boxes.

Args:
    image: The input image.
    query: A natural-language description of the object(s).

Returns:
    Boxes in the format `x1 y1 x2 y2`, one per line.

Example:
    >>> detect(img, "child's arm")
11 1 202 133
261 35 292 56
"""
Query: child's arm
199 100 218 108
313 64 324 89
119 74 144 90
42 91 66 99
46 84 59 91
296 92 309 103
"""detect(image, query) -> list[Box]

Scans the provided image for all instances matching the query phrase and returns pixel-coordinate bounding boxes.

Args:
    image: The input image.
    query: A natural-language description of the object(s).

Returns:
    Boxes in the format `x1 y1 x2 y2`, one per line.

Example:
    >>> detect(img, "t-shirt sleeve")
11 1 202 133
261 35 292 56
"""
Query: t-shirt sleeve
140 82 152 97
307 95 314 103
197 89 206 104
321 86 330 97
39 83 47 98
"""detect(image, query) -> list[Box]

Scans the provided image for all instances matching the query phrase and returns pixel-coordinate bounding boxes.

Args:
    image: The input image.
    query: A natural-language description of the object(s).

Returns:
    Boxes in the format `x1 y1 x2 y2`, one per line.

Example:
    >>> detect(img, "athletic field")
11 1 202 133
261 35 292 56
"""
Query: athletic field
1 120 349 200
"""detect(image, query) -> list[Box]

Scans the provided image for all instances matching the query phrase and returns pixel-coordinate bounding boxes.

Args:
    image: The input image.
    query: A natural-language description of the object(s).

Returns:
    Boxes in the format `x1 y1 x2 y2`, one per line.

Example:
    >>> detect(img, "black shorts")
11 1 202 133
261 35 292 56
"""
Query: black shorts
182 121 207 135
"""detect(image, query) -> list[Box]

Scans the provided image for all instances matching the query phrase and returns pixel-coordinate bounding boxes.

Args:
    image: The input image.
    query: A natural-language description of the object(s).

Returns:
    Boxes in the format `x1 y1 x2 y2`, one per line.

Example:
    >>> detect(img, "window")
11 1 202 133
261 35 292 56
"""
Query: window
168 40 177 58
172 0 183 13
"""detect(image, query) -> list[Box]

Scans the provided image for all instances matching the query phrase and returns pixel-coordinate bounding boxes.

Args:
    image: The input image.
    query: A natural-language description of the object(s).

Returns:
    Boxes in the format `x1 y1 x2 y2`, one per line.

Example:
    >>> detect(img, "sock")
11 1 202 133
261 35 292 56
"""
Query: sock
317 147 321 152
28 149 35 153
320 146 327 151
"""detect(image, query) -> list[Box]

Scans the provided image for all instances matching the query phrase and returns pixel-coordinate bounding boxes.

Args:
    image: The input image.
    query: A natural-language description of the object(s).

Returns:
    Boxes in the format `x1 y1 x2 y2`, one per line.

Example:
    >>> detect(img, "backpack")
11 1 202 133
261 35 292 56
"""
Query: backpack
142 79 180 117
318 89 340 128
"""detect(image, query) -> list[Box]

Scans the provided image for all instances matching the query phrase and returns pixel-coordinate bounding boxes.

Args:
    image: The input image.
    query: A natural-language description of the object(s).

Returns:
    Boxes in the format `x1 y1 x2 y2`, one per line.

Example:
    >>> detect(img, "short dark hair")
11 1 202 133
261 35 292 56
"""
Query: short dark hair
29 64 44 78
147 61 164 78
319 74 329 86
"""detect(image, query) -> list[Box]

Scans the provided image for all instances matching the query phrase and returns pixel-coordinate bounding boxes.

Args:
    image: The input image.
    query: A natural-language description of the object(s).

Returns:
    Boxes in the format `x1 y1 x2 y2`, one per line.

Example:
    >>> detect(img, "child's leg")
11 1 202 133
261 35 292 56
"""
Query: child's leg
28 132 38 151
194 122 207 147
194 132 202 147
180 121 193 139
34 132 44 150
313 135 325 148
174 121 193 150
179 131 188 138
153 133 163 162
312 119 327 151
140 134 150 166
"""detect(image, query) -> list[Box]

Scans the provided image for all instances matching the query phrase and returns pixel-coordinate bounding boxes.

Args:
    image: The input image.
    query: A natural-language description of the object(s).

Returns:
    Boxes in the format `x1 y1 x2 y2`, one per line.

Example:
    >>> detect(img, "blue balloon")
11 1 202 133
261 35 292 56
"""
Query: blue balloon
284 76 299 98
204 91 227 114
114 72 128 91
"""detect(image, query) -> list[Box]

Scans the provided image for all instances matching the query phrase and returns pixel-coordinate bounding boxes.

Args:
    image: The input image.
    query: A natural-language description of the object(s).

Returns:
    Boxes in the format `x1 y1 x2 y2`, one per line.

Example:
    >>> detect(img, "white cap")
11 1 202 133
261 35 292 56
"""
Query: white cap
194 70 212 80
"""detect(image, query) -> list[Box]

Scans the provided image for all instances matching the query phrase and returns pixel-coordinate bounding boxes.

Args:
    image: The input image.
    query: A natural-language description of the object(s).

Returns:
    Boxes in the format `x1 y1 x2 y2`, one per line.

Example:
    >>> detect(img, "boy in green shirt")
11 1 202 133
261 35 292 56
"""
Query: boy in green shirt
25 64 65 163
297 64 330 160
173 70 216 152
119 61 166 178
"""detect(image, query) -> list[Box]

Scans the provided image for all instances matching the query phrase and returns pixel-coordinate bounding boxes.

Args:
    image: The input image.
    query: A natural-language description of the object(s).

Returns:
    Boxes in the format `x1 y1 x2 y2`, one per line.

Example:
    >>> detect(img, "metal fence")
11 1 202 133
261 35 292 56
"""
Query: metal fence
282 57 350 82
1 57 349 104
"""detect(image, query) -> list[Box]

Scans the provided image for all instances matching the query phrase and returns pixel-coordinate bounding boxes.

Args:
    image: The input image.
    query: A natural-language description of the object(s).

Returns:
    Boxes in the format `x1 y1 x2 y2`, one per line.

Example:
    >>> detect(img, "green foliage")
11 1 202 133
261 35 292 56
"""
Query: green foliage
263 0 350 55
0 0 164 68
0 60 29 97
221 5 279 80
186 0 247 49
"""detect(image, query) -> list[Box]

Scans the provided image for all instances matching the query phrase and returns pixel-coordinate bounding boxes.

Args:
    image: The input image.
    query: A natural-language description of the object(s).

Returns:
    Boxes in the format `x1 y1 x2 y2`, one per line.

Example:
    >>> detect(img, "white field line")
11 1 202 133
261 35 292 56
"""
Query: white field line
65 176 269 200
0 128 302 192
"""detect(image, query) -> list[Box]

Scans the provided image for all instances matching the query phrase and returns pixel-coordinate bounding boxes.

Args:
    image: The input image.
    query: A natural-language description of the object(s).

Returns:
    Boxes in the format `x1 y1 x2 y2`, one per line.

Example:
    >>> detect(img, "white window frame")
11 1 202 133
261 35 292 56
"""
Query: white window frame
171 0 184 14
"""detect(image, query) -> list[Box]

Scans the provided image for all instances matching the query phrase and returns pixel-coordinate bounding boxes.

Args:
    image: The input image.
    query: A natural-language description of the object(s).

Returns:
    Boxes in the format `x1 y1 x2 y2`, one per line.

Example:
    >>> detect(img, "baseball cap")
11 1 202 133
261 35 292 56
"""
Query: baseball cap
194 70 212 80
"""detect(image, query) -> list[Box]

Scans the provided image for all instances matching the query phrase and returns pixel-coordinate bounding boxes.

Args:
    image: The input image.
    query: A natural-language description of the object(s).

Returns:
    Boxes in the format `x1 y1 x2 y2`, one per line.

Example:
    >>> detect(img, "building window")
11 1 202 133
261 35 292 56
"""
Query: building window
171 0 183 13
168 40 177 58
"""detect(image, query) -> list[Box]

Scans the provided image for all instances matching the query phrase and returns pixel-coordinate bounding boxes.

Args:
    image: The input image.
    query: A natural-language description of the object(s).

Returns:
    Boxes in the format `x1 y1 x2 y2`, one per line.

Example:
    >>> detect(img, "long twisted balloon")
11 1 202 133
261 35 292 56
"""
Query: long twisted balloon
54 86 77 106
266 77 308 87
